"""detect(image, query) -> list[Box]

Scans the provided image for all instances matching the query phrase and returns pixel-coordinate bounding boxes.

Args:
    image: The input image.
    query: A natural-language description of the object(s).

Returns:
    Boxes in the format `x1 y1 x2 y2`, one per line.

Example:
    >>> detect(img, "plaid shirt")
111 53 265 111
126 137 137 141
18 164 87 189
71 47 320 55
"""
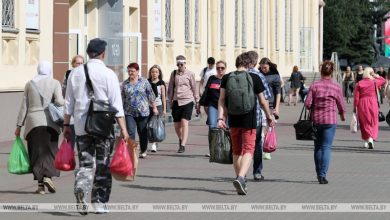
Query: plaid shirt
304 79 345 124
248 68 273 126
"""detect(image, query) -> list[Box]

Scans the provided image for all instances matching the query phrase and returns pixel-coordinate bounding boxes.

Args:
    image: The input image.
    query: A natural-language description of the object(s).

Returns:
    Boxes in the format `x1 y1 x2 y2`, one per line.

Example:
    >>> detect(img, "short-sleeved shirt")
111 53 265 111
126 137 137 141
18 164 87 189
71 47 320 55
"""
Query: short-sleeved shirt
148 79 165 106
221 71 265 129
262 71 281 108
205 75 222 108
122 77 156 117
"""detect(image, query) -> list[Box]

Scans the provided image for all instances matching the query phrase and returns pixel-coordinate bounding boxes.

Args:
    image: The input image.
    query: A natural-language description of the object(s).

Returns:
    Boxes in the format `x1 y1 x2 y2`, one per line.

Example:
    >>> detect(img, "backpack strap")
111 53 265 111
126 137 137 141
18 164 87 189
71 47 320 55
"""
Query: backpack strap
201 67 208 79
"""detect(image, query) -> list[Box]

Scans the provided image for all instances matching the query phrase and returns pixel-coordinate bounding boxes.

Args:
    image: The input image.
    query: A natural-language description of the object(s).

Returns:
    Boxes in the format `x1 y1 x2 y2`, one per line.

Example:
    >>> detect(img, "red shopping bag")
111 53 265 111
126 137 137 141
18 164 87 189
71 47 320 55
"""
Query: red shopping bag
55 139 76 171
110 139 134 180
263 126 277 153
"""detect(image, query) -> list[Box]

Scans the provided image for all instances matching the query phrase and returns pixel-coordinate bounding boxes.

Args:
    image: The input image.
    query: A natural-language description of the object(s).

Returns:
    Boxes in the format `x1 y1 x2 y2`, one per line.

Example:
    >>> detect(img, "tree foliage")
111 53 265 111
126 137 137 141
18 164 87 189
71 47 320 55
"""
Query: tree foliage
323 0 390 65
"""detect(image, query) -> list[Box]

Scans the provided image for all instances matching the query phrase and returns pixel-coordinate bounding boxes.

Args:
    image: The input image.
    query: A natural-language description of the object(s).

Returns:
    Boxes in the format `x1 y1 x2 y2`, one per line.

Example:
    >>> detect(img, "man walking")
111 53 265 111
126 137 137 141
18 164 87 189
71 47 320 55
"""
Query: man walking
63 38 129 215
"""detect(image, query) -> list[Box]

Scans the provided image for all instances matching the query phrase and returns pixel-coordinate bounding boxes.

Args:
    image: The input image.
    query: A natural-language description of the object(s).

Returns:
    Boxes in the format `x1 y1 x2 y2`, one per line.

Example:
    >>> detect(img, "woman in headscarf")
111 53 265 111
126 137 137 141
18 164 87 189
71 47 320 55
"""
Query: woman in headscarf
15 61 64 194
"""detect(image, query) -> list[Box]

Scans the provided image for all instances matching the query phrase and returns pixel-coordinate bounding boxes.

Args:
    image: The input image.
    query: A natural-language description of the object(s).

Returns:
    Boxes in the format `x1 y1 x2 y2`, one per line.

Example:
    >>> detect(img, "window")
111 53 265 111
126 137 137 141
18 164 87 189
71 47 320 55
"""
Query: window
2 0 15 28
241 0 246 47
165 0 172 39
274 0 279 51
185 0 190 42
194 0 199 42
234 0 239 46
254 0 257 48
259 0 263 49
220 0 225 45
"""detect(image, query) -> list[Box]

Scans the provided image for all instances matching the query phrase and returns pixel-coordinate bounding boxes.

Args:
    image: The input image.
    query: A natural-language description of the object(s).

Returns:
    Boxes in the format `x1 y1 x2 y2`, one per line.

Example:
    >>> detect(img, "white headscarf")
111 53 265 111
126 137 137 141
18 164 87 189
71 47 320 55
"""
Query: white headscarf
32 61 53 82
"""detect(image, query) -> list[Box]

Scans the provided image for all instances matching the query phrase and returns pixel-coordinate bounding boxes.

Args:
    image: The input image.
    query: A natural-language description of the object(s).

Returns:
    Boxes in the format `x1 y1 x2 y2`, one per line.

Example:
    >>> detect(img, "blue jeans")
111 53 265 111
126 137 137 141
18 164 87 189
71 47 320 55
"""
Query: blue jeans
125 115 149 153
208 105 218 128
253 125 263 175
313 124 336 177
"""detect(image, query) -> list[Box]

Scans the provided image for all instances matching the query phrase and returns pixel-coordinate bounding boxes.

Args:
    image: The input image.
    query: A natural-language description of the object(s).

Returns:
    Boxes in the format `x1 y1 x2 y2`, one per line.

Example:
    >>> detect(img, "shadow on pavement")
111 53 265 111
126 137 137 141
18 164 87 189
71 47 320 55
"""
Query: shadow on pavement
122 184 233 196
281 145 390 154
0 190 36 195
42 212 77 217
257 179 318 185
136 174 231 183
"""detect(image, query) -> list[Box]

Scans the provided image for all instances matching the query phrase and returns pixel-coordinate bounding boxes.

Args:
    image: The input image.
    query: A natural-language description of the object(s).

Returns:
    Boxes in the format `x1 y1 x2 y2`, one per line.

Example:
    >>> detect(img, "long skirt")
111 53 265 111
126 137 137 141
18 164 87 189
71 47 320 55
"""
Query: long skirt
26 126 60 181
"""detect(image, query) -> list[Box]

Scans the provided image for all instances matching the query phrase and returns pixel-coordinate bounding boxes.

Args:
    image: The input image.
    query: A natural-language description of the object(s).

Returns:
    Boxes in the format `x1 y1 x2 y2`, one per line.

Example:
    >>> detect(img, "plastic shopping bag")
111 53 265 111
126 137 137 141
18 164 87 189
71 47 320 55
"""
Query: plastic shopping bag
7 137 31 174
350 113 358 133
55 139 76 171
147 115 166 142
263 126 277 153
110 139 138 182
209 128 233 164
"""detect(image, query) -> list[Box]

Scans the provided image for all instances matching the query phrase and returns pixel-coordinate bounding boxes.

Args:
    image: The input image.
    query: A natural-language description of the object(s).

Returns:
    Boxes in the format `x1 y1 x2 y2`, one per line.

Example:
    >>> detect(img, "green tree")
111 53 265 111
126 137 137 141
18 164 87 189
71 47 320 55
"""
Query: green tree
324 0 390 65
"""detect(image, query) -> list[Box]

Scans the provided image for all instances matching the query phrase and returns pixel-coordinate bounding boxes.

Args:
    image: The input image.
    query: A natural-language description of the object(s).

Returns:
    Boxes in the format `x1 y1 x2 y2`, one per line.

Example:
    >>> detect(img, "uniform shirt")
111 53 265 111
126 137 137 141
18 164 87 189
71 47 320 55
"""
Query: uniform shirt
248 68 273 127
167 68 199 106
304 79 345 124
221 71 265 129
122 77 156 117
64 59 124 136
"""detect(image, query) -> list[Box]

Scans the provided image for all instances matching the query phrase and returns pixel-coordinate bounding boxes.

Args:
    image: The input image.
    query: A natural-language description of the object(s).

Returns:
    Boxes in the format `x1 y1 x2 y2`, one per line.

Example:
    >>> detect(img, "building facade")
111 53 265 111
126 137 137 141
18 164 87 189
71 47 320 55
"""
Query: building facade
0 0 324 141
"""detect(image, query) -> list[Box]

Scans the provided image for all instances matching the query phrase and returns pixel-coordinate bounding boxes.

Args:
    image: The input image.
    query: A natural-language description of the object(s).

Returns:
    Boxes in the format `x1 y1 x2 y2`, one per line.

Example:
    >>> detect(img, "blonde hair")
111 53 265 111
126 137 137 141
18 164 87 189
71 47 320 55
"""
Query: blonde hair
363 67 374 79
71 55 84 66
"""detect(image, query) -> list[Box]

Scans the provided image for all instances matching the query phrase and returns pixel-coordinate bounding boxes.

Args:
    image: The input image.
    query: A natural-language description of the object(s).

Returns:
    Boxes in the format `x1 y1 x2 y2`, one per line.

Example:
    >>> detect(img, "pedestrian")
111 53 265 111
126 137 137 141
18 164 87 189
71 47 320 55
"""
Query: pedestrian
355 65 364 83
62 55 85 149
15 60 64 194
199 57 216 100
63 38 129 215
342 66 355 103
353 67 386 149
385 69 390 105
304 60 346 184
377 66 386 104
217 53 274 195
199 60 227 129
288 65 304 106
147 65 167 153
258 57 281 160
167 55 199 153
246 51 272 182
122 63 158 158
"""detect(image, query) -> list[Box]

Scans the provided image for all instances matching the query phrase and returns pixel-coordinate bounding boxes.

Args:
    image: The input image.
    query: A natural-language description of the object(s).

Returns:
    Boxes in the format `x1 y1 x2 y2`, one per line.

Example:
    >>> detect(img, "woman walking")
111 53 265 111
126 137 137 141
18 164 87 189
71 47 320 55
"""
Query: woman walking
304 61 346 184
122 63 158 158
15 61 64 194
343 66 355 103
353 67 386 149
288 65 304 106
147 65 166 152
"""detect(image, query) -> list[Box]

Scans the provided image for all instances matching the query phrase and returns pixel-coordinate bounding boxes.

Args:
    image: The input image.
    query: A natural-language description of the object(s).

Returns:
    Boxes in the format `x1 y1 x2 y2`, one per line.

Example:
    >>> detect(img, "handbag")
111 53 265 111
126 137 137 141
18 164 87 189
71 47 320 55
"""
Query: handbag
350 113 358 133
293 105 316 140
386 110 390 126
84 64 118 138
374 81 385 122
208 128 233 164
31 81 64 126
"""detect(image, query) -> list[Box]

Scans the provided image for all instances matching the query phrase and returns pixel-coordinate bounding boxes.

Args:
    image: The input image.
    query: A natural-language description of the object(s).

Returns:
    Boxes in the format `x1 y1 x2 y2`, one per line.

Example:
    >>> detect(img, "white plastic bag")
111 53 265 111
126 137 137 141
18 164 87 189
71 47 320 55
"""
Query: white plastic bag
350 113 358 133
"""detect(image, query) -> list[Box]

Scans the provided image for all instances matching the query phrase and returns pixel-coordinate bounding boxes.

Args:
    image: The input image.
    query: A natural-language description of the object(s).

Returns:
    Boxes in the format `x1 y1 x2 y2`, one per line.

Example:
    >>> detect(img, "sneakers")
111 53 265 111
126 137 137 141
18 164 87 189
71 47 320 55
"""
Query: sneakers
263 153 272 160
43 177 56 193
93 203 109 214
233 176 247 195
363 142 369 148
35 185 45 195
177 145 185 153
253 173 264 182
318 176 329 184
139 152 147 159
75 189 88 215
150 143 157 153
368 137 374 149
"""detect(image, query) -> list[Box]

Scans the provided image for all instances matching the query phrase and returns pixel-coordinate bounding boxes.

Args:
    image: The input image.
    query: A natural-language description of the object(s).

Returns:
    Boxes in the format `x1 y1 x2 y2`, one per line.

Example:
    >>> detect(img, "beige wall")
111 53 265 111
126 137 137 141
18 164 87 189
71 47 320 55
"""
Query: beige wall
0 0 53 91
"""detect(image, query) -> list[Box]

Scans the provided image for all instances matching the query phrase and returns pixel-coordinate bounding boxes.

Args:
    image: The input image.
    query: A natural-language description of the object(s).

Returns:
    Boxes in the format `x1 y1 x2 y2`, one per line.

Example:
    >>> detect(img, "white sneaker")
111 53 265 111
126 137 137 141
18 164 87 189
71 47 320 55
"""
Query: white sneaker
263 153 271 160
93 203 109 214
151 143 157 152
139 152 147 158
363 142 368 148
368 138 374 149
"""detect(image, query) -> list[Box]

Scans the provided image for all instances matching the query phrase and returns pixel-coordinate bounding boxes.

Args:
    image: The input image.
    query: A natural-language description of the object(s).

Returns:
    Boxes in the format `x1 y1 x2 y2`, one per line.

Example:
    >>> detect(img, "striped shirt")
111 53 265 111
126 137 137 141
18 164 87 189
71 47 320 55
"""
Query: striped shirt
304 79 345 124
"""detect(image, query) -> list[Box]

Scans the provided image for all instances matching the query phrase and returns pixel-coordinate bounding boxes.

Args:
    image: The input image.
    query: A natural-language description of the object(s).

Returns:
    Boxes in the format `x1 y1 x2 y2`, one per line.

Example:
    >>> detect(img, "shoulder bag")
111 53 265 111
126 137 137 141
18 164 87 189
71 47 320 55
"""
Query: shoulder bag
30 81 64 126
84 64 118 138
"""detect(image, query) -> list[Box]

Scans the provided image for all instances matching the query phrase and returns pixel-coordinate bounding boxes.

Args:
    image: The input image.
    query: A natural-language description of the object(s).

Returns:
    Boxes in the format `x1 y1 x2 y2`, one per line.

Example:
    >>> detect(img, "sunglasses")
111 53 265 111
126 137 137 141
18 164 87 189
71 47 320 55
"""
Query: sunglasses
216 67 225 70
177 63 185 67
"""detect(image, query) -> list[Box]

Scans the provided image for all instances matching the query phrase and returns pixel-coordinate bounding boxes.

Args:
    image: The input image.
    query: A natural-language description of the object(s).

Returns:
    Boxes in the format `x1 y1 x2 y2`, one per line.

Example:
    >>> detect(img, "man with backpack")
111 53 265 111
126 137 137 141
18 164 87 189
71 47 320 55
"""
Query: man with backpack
217 53 274 195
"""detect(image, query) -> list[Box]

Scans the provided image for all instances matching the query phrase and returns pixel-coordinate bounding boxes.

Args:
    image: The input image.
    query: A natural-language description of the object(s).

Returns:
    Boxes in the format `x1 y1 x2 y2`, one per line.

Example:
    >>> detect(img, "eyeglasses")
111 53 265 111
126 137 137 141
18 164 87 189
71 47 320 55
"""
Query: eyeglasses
177 63 185 67
216 67 225 70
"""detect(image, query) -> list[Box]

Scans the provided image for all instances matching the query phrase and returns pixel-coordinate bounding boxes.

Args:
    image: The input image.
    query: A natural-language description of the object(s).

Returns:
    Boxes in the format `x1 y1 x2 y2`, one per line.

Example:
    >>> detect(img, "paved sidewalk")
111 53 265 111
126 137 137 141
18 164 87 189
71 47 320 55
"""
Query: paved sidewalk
0 102 389 220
